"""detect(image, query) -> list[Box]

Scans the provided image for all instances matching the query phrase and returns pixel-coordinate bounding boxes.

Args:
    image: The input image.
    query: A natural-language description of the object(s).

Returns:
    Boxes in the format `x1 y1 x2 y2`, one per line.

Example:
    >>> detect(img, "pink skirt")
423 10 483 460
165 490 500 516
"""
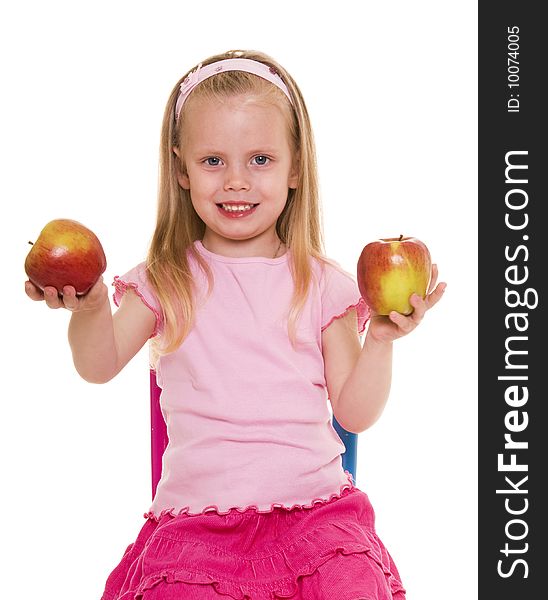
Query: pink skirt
101 486 406 600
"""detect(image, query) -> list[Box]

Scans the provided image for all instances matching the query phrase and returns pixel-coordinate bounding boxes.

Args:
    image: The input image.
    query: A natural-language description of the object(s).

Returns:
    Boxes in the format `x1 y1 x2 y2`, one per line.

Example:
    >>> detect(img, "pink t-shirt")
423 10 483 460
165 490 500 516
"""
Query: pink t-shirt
113 241 369 517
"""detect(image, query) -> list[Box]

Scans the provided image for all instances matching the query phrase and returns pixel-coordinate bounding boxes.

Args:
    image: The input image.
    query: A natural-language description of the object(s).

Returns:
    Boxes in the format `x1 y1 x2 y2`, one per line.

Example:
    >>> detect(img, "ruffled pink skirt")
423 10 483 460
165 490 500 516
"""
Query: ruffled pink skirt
101 486 405 600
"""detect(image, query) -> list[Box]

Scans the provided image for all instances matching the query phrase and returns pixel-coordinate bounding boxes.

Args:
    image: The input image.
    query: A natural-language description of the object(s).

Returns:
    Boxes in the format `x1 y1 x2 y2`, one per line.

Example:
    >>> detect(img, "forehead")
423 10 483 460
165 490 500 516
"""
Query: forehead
182 95 291 149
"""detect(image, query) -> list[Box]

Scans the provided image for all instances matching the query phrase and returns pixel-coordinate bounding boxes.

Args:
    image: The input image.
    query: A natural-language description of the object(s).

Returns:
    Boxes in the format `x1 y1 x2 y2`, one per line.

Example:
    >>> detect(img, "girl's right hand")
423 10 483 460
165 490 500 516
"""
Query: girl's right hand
24 276 109 313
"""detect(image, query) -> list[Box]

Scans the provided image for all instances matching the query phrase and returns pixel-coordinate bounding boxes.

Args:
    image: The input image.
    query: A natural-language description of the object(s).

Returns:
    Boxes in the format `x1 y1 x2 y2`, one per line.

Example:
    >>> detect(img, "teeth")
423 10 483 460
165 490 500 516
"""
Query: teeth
221 204 254 212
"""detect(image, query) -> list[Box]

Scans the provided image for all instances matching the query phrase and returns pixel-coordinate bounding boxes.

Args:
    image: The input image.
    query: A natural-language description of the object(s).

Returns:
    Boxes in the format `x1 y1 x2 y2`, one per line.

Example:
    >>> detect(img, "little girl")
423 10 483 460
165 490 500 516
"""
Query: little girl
26 49 445 599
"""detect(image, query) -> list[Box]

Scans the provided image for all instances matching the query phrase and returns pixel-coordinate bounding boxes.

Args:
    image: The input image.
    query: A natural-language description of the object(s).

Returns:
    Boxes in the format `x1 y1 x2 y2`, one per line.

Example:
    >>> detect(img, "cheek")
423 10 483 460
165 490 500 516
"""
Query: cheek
188 179 218 212
189 197 212 223
184 169 210 194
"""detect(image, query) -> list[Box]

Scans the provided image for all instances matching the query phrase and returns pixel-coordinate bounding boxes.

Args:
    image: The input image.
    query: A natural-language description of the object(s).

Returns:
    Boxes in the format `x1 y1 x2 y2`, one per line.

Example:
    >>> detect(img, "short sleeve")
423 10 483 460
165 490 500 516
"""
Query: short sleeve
112 262 163 338
320 261 370 335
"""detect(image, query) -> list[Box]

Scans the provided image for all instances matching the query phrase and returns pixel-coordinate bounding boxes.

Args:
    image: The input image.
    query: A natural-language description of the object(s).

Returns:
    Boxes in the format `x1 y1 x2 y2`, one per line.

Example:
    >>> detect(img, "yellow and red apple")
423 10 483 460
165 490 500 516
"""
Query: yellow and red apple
24 219 107 296
357 235 431 315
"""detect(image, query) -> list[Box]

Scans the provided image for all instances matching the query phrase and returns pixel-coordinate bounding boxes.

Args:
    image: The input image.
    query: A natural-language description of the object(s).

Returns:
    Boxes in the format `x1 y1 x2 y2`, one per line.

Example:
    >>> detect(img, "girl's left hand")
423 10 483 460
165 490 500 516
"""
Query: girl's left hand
367 264 446 344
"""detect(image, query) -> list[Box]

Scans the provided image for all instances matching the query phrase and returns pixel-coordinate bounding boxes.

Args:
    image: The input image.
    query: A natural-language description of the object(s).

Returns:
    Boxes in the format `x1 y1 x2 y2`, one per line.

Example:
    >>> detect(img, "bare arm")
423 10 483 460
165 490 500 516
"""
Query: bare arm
323 311 392 434
26 277 157 384
323 264 446 433
68 289 156 383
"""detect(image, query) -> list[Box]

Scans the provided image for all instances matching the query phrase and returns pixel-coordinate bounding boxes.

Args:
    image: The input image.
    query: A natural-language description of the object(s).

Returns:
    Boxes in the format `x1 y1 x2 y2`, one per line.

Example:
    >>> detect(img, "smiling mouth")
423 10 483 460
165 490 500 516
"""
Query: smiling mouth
216 203 259 213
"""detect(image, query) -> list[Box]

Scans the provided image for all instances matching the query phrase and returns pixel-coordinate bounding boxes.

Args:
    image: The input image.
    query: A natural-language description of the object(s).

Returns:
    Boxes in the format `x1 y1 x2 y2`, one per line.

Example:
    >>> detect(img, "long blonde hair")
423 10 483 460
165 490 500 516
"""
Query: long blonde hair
147 49 324 361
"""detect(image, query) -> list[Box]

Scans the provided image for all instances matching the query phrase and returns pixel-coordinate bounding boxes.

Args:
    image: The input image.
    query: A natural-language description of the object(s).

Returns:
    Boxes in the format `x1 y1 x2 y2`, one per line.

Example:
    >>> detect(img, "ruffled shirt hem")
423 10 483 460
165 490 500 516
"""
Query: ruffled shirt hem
144 471 355 521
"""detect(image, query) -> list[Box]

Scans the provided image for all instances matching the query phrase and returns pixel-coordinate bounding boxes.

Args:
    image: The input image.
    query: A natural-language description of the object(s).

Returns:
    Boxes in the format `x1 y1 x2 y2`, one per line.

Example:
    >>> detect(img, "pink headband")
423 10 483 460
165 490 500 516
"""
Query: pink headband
174 58 293 121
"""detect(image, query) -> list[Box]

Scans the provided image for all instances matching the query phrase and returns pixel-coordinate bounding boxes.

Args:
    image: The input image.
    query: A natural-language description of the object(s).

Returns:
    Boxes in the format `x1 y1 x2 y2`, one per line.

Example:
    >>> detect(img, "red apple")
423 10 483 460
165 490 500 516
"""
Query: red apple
24 219 107 296
357 235 431 315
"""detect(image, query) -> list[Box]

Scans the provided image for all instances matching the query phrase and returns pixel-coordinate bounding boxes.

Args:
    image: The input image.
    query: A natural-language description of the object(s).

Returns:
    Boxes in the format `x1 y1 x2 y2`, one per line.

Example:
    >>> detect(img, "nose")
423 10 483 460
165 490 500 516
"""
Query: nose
223 163 250 191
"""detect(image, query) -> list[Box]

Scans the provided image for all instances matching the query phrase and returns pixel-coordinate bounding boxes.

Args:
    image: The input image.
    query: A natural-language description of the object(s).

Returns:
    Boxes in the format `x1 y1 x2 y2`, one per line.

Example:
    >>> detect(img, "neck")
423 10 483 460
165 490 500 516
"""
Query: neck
201 231 285 259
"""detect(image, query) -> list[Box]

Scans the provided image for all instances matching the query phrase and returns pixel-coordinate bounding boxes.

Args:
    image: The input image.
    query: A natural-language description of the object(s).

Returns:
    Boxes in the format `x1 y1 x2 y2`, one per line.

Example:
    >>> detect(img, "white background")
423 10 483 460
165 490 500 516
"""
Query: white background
2 1 477 598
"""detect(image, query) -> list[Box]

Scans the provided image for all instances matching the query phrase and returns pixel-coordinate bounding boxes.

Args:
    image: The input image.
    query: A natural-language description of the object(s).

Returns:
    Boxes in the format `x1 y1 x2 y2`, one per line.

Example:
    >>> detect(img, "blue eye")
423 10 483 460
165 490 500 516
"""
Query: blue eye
253 155 269 166
205 157 221 166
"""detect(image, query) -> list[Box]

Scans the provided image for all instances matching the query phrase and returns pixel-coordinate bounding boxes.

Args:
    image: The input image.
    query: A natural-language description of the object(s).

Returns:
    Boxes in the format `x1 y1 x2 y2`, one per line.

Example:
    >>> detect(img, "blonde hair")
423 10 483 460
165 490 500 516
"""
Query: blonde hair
147 49 325 362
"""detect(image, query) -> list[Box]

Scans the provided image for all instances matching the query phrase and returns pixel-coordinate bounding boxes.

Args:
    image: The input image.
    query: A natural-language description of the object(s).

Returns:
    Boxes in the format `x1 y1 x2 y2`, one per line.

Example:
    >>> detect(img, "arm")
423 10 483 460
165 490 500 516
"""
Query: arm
323 311 392 434
323 264 446 433
68 286 156 384
25 276 156 384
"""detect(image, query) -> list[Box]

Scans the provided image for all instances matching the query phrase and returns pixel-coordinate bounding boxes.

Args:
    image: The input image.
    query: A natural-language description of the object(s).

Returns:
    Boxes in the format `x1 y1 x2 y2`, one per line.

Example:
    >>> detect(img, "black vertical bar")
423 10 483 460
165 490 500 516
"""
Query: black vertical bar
479 2 546 597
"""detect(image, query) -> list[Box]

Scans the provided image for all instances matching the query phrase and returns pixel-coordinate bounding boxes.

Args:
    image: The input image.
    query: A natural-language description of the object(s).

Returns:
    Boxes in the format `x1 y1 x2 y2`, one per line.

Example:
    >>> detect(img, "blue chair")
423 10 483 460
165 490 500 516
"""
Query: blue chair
149 369 357 499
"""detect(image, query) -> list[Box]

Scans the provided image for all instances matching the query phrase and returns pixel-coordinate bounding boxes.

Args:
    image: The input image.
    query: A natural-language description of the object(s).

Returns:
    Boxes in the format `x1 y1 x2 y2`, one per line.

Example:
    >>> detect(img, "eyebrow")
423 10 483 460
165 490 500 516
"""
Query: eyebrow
191 146 282 155
248 147 280 154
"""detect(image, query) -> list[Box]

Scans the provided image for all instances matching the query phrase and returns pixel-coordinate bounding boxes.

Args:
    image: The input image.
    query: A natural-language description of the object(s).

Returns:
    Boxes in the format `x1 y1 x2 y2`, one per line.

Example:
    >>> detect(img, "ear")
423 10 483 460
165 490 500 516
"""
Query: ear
288 156 299 190
173 146 191 190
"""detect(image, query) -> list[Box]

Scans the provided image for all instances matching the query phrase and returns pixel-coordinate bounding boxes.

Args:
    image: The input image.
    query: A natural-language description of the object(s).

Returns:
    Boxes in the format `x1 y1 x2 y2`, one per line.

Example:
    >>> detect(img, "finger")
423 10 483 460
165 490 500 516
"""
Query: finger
43 286 64 309
427 264 439 295
408 293 427 322
425 282 447 309
25 280 45 301
388 310 415 333
62 286 79 311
